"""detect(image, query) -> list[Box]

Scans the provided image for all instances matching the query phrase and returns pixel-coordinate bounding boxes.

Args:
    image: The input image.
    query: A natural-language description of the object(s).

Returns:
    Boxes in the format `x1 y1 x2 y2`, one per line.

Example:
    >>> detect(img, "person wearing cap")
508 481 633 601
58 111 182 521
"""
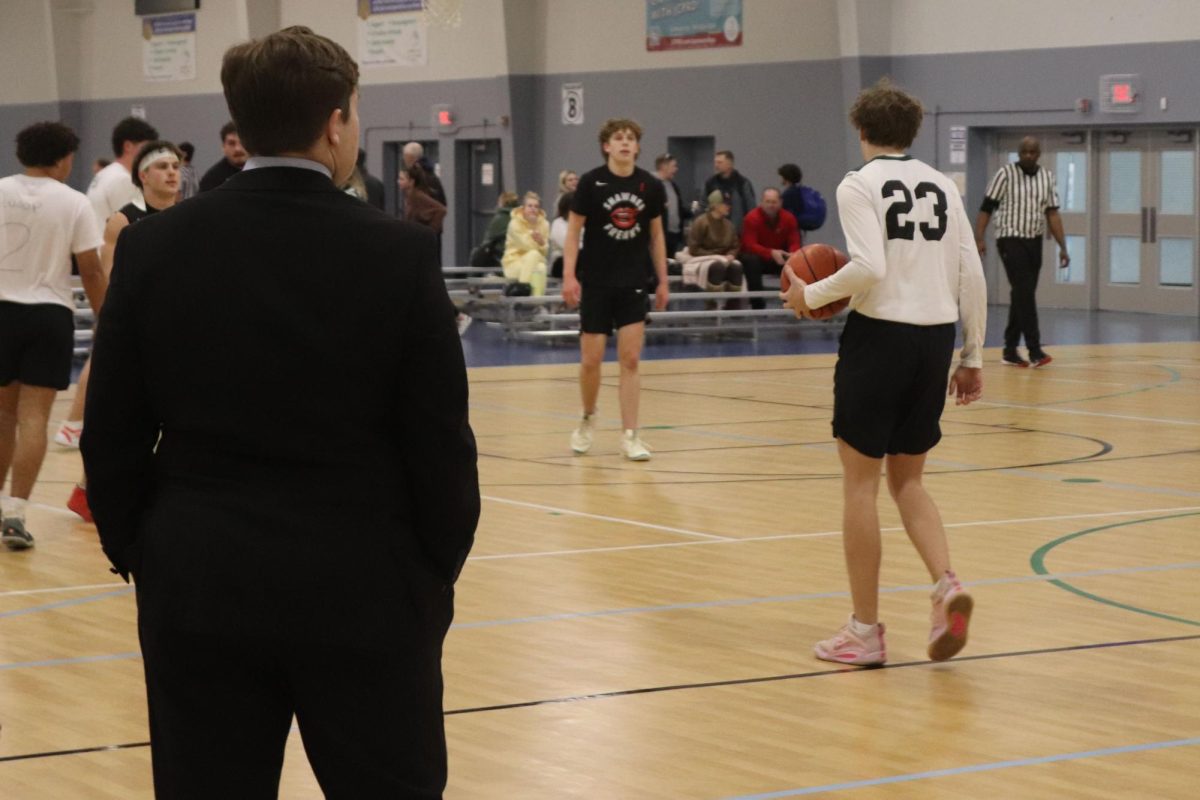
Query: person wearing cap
687 190 740 259
65 141 182 522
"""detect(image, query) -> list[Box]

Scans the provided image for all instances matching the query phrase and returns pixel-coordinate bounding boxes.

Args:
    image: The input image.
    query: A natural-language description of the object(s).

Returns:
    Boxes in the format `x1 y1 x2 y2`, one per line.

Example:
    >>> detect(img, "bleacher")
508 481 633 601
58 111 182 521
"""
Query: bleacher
70 264 845 357
445 264 847 342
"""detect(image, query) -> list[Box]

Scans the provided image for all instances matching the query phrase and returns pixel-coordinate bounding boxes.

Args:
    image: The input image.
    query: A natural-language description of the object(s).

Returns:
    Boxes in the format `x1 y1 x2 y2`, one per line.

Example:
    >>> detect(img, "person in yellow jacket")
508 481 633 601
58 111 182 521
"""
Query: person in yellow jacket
502 192 551 296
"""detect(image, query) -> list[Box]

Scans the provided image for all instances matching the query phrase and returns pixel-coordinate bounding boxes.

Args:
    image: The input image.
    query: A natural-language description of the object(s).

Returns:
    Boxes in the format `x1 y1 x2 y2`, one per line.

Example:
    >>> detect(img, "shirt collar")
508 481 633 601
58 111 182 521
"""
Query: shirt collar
242 156 332 179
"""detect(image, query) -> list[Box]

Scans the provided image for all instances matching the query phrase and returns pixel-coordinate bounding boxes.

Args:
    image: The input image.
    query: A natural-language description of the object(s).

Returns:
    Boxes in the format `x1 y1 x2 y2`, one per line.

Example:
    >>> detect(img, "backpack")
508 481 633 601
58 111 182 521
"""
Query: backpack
798 186 827 231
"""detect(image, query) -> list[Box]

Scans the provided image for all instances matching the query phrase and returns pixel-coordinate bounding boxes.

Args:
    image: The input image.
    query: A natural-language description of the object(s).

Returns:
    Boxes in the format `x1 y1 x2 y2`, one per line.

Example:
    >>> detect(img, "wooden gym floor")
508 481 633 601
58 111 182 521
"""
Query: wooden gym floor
2 341 1198 798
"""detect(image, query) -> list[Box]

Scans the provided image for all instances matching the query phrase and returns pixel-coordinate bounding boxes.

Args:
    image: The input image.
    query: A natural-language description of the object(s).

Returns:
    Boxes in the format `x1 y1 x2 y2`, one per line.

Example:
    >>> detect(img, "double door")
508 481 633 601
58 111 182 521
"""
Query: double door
1098 130 1197 314
987 128 1198 314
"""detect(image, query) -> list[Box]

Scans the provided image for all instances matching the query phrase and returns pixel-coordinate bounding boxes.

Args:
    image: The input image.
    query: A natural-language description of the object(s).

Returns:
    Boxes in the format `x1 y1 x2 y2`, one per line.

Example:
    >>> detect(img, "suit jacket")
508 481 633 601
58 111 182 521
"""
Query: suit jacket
81 166 479 648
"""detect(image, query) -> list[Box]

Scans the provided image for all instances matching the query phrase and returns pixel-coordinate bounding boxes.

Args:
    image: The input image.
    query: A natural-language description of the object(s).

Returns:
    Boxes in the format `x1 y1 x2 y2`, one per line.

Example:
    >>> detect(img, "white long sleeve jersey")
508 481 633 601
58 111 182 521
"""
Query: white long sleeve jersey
804 155 987 369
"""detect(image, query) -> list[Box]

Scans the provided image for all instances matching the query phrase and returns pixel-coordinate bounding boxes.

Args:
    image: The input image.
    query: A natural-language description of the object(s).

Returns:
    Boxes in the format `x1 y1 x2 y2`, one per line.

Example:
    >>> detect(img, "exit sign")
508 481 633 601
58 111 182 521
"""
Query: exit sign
432 103 458 134
1099 74 1142 113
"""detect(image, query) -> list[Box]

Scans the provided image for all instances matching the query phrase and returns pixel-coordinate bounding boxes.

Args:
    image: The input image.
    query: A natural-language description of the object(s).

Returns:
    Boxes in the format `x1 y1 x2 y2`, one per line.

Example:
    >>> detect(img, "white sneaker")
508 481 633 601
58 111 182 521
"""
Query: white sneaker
456 313 473 335
570 414 595 454
54 421 83 449
621 429 651 461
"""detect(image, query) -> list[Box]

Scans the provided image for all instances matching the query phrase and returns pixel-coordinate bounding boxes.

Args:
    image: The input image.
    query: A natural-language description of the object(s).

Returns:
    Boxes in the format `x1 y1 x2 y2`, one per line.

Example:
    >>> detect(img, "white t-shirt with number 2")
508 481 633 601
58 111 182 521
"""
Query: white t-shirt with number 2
803 154 987 369
0 174 103 309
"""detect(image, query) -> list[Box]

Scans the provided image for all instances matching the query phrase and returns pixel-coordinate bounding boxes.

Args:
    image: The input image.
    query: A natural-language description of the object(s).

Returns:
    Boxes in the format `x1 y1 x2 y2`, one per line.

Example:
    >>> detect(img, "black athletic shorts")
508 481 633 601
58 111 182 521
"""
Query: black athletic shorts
579 284 648 335
0 301 76 390
832 311 956 459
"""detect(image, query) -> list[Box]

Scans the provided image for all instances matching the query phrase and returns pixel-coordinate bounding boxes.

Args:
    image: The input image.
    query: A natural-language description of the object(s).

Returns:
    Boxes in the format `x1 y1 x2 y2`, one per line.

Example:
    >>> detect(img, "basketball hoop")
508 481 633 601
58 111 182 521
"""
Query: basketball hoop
421 0 462 28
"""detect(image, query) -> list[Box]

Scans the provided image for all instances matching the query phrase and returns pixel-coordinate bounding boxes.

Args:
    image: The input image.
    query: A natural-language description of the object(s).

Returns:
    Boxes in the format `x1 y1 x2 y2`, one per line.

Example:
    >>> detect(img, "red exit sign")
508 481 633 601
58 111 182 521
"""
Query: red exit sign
1111 83 1135 104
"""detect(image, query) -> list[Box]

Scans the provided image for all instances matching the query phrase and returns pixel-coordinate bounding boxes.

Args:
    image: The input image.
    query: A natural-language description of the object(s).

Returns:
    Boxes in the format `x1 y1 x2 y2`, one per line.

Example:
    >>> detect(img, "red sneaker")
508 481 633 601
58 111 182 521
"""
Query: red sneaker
67 484 93 523
1030 353 1053 368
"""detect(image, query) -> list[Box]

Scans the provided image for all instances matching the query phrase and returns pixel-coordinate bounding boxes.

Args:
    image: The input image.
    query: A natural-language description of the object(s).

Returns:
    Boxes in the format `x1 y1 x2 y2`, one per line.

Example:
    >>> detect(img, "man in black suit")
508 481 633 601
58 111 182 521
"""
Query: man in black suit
82 26 478 799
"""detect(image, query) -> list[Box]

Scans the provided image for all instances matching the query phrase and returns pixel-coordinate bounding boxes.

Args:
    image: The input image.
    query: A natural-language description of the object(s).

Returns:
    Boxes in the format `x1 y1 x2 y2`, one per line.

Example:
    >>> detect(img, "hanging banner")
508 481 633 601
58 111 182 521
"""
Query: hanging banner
647 0 742 52
357 0 427 68
142 13 196 82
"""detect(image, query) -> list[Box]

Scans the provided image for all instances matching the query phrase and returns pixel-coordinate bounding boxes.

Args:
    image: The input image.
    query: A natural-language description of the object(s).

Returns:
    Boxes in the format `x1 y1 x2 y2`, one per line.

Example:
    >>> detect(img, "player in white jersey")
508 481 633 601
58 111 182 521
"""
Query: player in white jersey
0 122 105 550
782 80 986 666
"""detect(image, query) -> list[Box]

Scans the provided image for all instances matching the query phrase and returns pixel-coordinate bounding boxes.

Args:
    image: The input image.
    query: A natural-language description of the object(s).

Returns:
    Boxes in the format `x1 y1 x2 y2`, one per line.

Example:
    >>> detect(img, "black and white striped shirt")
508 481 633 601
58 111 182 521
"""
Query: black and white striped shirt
982 163 1059 238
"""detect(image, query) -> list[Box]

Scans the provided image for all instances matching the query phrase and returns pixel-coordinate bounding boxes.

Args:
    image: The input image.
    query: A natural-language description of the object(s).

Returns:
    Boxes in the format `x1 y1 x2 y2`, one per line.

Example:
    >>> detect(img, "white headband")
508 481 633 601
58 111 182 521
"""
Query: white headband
138 147 177 174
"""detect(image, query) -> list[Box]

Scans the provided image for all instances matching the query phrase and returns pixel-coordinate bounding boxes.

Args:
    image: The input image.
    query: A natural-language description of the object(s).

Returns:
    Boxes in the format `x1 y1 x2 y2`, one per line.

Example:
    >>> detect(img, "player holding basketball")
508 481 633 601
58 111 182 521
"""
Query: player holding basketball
781 79 986 665
562 118 669 461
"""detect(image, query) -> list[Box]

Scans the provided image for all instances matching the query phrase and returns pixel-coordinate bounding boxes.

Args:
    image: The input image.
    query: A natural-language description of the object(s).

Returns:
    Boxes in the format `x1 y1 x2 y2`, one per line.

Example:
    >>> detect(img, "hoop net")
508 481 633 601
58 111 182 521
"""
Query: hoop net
421 0 463 28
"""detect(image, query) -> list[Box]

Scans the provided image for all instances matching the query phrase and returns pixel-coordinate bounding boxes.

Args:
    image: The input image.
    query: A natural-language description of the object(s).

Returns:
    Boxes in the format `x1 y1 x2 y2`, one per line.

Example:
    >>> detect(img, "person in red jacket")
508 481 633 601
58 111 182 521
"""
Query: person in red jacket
738 187 801 308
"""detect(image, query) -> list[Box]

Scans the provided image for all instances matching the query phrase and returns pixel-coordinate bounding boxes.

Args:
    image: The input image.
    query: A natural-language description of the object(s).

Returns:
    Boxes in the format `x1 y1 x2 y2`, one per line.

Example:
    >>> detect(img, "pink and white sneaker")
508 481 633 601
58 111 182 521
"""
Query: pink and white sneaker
814 615 887 666
54 421 83 449
928 571 973 661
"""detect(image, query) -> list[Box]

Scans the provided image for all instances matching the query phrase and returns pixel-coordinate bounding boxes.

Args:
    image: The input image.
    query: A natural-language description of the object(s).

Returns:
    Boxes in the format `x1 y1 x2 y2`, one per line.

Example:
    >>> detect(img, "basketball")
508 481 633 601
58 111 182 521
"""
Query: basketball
781 244 851 319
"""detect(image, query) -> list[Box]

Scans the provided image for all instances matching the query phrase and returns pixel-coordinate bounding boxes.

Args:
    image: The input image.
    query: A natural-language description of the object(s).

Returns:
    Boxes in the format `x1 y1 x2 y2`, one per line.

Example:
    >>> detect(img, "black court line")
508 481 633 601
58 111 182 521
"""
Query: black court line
477 424 1113 485
445 633 1200 716
10 633 1197 763
0 740 150 764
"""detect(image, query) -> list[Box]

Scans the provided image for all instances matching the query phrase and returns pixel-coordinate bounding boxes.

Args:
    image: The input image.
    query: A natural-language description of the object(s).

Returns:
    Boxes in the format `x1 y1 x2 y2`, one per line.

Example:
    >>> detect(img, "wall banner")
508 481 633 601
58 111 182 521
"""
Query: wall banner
142 13 196 82
647 0 742 52
357 0 427 68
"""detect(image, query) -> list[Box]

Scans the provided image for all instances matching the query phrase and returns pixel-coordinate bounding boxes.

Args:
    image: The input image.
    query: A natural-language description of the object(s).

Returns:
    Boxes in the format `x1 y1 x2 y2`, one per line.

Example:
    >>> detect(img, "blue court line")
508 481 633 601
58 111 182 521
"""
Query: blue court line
451 561 1200 630
0 587 134 619
0 651 140 671
718 737 1200 799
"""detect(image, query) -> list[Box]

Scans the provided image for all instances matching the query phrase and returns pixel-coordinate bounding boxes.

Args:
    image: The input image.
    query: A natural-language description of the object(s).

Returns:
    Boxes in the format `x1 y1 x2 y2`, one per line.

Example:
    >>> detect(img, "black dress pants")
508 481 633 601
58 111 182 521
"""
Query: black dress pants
997 236 1045 355
737 252 770 309
138 596 454 799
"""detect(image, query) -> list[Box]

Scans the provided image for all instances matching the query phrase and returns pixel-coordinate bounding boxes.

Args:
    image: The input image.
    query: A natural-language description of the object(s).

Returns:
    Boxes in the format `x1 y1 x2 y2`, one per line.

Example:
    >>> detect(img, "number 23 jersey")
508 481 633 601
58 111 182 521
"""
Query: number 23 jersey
804 154 986 368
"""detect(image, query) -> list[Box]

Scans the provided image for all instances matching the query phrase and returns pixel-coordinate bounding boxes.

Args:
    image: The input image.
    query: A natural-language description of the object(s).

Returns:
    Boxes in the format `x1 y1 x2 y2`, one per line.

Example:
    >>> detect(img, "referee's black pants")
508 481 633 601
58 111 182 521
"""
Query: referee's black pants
997 236 1045 356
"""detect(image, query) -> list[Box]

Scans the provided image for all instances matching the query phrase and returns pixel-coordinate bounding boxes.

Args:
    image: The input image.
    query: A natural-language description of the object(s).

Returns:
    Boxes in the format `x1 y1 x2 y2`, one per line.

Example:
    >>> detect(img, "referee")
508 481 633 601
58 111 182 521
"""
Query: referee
975 136 1069 368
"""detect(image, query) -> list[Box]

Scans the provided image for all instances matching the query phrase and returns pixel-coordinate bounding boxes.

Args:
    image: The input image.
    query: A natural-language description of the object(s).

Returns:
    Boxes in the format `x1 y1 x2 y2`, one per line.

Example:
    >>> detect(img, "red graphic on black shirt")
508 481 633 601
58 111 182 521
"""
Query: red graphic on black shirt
610 205 638 230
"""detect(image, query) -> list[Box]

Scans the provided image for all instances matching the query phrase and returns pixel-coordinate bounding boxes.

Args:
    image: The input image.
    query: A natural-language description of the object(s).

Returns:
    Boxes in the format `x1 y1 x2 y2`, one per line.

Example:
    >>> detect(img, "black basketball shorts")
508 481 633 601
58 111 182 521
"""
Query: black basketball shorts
0 301 76 390
579 284 648 336
832 311 957 459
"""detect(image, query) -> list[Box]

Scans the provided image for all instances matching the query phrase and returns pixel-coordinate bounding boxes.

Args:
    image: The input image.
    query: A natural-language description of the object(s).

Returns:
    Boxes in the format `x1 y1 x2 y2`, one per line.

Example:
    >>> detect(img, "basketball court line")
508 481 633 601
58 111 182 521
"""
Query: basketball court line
479 495 732 540
450 561 1200 630
6 561 1194 667
443 633 1200 715
468 504 1200 561
719 737 1200 799
4 635 1197 765
975 399 1200 426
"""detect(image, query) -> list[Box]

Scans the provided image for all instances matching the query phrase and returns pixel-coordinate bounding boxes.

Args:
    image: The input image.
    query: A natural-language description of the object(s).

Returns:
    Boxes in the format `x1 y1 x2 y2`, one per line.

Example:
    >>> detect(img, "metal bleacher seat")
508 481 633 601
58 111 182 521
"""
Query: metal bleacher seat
442 265 846 343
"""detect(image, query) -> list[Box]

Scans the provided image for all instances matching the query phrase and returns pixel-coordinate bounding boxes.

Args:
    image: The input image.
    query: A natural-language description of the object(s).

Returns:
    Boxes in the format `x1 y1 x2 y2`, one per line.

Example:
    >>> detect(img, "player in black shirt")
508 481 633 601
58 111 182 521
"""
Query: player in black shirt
563 118 668 461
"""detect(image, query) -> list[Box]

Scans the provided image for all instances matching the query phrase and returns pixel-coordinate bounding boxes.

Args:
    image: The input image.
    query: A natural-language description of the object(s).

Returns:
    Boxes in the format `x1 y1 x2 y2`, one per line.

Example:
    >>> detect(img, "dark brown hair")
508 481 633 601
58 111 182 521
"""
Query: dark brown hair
597 118 643 158
849 78 924 149
130 140 183 189
220 26 359 156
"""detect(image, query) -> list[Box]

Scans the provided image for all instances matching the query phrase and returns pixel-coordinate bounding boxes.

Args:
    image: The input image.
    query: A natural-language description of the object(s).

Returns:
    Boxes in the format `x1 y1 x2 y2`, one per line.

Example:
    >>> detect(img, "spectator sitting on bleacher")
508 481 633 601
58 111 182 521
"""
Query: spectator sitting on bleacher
471 191 518 267
739 187 800 309
502 192 550 296
549 190 573 278
681 190 742 292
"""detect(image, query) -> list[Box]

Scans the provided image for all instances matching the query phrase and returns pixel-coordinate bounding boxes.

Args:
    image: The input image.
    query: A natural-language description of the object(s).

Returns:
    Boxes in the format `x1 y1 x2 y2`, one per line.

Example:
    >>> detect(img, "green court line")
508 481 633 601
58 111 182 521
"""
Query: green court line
1030 511 1200 627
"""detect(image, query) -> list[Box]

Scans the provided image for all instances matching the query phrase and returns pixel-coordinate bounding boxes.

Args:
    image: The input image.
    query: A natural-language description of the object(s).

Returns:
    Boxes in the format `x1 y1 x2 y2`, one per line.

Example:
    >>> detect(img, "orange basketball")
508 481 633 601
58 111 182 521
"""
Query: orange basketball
782 244 851 319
